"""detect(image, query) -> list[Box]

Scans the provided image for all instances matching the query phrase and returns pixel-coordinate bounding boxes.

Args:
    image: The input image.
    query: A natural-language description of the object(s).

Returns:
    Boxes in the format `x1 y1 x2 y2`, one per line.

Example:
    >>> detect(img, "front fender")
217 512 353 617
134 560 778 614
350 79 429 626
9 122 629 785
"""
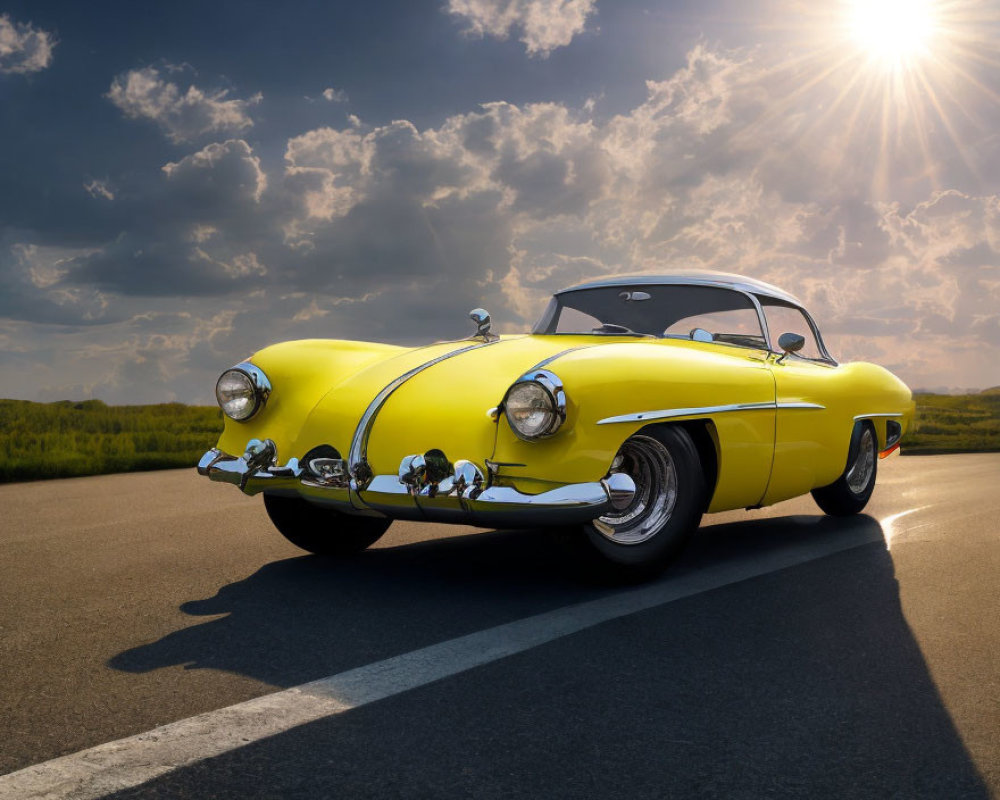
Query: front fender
491 340 777 511
216 339 405 462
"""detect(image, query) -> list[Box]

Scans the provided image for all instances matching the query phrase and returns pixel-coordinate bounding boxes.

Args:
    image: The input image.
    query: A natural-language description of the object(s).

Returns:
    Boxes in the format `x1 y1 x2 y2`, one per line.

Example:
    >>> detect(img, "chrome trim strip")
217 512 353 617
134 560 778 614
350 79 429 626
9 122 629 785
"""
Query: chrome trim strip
853 412 903 419
744 291 772 352
348 341 499 485
597 400 826 426
525 345 595 371
597 402 775 426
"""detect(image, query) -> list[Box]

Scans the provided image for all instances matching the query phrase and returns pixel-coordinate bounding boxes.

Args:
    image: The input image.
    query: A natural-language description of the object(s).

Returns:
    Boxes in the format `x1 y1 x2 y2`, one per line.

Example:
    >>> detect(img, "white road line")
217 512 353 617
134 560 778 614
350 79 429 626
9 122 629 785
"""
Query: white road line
1 520 891 800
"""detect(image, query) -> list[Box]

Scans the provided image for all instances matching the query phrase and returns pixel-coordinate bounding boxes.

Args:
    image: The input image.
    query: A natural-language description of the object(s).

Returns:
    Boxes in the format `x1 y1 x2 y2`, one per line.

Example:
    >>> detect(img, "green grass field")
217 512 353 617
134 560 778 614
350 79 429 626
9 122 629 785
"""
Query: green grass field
902 389 1000 455
0 391 998 483
0 399 223 483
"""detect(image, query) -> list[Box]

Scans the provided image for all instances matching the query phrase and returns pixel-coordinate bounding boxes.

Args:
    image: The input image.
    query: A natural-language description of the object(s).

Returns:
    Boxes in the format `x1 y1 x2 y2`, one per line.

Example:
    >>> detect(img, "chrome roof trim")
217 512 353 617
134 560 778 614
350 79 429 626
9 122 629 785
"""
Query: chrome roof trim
555 272 802 306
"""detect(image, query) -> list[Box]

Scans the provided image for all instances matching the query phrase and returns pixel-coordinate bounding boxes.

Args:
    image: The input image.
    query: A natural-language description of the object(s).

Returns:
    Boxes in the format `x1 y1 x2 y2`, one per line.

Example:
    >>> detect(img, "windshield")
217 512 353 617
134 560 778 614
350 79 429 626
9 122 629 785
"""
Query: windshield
532 284 767 349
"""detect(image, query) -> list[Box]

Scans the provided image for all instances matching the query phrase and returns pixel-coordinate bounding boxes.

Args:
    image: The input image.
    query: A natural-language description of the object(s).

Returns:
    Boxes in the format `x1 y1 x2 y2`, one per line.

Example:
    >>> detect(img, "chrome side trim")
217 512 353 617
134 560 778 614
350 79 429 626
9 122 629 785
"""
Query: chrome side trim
348 341 499 486
597 401 826 426
597 402 775 426
853 412 903 419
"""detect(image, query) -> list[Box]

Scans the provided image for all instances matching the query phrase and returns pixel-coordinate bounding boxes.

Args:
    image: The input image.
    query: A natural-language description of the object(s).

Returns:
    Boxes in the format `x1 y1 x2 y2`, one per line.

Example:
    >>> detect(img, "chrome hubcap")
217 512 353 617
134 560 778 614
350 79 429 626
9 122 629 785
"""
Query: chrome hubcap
597 435 677 545
846 428 875 494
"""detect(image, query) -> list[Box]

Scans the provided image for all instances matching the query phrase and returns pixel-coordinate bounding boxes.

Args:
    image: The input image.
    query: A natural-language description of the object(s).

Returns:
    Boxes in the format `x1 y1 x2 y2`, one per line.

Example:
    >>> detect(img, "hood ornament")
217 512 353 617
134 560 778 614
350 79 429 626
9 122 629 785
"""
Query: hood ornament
468 308 499 342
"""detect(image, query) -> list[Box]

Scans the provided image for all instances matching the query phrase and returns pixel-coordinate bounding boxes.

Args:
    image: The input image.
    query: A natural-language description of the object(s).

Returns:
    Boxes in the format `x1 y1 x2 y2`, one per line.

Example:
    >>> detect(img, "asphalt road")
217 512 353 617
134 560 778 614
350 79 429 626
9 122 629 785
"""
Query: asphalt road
0 453 997 798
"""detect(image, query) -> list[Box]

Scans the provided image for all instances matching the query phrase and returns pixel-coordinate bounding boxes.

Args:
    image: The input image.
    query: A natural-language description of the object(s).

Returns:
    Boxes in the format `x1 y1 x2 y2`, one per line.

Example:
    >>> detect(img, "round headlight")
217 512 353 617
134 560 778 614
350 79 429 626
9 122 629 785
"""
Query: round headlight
216 369 260 421
504 378 564 440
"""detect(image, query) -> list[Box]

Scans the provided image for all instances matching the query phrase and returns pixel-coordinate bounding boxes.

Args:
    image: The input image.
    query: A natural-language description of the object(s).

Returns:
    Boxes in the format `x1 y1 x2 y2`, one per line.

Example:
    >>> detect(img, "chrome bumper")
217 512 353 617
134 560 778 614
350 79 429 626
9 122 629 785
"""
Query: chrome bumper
197 441 634 529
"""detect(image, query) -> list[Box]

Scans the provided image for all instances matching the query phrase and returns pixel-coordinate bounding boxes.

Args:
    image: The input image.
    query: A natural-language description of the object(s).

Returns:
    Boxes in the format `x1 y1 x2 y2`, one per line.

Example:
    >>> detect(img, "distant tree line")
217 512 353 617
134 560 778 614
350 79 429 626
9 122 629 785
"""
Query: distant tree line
0 391 997 483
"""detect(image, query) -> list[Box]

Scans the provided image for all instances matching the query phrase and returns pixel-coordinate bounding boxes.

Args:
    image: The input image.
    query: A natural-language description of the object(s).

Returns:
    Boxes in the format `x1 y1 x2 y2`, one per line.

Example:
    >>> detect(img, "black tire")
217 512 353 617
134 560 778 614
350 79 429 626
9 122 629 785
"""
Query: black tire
262 493 391 556
811 421 878 516
572 426 707 581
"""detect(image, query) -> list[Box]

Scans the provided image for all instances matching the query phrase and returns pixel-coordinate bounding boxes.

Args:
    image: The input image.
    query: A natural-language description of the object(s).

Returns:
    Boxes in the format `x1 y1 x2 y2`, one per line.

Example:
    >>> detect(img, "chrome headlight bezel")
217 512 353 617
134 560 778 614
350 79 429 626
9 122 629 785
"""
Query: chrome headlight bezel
215 362 272 421
502 369 567 441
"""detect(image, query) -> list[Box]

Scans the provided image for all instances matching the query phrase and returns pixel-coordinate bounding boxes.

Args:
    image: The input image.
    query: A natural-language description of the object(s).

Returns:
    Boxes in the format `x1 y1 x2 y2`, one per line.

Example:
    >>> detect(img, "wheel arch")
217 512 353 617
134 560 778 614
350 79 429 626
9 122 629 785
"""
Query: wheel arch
635 419 719 512
845 417 877 471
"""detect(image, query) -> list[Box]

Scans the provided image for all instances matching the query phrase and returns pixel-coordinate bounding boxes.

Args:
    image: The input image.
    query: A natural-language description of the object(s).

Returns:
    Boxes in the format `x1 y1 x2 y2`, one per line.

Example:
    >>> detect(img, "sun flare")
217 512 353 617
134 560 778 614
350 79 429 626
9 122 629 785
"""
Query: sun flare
742 0 1000 197
847 0 938 64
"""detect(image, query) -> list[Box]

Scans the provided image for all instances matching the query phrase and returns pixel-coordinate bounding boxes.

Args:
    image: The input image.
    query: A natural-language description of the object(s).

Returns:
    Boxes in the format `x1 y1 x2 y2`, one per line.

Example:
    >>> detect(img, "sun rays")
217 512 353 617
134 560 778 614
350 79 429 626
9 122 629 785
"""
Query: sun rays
734 0 1000 199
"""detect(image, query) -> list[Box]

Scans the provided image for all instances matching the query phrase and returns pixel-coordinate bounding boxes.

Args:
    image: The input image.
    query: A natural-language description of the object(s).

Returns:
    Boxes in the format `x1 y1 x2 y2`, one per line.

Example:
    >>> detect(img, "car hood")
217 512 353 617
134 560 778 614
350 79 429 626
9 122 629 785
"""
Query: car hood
287 334 621 472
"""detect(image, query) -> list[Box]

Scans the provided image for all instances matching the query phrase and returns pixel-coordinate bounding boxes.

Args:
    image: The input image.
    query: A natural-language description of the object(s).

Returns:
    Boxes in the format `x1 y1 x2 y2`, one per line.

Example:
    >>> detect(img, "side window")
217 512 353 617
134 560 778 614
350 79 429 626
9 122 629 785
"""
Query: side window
554 307 602 333
761 302 823 360
663 307 766 350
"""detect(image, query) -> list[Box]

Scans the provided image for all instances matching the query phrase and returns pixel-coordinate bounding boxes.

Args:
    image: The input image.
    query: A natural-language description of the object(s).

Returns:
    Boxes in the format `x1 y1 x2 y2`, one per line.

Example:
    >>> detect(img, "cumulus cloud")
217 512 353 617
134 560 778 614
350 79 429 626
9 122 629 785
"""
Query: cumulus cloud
107 67 261 142
322 87 348 102
447 0 597 56
162 139 267 203
5 41 1000 400
0 14 55 74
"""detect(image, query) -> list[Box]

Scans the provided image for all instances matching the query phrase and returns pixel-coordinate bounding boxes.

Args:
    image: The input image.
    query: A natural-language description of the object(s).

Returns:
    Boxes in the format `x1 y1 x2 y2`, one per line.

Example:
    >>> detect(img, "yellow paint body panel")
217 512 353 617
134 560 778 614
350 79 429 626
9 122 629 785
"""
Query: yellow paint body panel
364 335 570 476
490 337 777 511
763 358 914 505
214 332 914 515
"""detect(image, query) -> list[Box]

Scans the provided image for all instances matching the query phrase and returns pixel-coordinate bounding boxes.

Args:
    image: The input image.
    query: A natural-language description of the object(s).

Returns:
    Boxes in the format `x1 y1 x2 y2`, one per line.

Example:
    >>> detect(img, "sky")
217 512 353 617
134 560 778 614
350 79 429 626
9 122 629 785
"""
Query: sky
2 0 1000 403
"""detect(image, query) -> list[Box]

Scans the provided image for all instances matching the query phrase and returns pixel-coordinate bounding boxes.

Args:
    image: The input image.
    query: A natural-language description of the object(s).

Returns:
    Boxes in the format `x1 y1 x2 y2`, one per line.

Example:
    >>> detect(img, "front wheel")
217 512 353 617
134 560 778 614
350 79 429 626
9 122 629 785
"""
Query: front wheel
811 422 877 516
572 426 707 580
263 494 391 556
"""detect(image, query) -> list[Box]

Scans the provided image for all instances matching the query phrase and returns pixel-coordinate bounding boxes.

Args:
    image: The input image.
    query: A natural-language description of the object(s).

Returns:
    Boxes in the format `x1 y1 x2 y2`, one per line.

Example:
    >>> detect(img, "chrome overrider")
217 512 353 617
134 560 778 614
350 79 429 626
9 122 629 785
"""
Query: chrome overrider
198 439 636 528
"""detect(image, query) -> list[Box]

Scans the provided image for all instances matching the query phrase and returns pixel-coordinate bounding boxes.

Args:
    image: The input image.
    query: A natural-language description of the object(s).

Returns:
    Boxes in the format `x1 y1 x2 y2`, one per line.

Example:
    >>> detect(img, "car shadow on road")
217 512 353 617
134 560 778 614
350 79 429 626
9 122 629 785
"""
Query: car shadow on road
110 514 856 687
104 514 925 688
107 513 989 798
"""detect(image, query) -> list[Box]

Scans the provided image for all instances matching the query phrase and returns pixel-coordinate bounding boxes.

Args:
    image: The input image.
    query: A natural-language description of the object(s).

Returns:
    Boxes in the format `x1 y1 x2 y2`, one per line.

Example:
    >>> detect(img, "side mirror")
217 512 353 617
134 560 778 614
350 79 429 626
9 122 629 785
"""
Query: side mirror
776 332 805 363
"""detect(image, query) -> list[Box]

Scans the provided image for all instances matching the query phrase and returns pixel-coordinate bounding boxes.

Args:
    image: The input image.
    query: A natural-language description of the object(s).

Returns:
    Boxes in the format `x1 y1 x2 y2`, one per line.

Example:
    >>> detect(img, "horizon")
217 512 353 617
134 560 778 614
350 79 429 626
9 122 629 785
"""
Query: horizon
3 0 1000 403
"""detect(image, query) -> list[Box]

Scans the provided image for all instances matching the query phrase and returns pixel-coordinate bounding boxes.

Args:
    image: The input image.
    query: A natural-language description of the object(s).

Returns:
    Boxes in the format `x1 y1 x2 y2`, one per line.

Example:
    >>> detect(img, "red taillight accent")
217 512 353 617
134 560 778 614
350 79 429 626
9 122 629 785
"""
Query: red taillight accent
879 442 901 459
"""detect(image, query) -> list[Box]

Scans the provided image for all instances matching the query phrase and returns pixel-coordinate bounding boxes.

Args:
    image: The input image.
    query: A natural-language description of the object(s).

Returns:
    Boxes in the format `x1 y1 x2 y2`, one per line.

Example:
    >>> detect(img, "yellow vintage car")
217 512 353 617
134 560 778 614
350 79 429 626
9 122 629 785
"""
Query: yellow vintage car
198 272 914 576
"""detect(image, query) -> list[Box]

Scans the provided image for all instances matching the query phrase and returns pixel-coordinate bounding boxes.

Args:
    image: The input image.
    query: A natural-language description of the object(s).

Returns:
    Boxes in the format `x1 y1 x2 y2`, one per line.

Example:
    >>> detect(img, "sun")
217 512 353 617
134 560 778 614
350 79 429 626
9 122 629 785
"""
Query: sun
736 0 1000 198
846 0 939 66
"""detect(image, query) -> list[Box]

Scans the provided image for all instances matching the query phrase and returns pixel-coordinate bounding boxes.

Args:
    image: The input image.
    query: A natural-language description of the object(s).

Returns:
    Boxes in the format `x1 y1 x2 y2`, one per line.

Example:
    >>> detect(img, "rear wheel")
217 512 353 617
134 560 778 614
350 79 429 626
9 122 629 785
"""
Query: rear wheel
573 426 707 580
263 494 391 556
811 421 878 516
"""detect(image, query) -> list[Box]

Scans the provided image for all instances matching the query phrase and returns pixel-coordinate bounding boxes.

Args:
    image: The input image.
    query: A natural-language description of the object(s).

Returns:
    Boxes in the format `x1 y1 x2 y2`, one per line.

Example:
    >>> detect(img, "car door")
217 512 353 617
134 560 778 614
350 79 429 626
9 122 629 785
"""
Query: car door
758 301 844 505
